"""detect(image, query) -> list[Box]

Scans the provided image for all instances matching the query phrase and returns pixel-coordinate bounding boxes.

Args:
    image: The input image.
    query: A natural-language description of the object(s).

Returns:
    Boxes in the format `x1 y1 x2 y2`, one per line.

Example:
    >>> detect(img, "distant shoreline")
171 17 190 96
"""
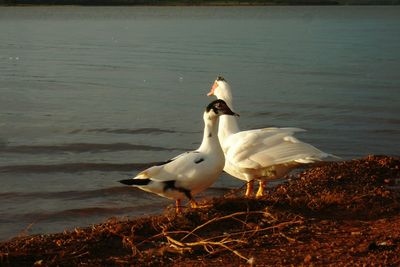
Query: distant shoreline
1 1 400 7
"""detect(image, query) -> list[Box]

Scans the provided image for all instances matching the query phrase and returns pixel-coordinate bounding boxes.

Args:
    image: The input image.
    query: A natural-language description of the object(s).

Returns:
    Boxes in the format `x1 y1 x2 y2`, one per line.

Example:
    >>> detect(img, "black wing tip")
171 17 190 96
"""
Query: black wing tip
119 179 134 185
119 178 150 186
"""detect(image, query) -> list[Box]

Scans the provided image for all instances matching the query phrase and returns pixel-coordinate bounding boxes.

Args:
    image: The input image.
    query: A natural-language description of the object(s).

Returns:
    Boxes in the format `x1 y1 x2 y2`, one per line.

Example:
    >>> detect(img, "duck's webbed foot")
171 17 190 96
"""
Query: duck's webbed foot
190 199 199 208
245 180 254 197
256 180 267 198
175 199 183 214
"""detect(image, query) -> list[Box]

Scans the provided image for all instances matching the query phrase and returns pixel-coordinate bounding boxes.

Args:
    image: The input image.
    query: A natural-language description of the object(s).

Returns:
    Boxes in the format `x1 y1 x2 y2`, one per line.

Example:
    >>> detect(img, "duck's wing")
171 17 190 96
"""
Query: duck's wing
134 150 205 182
224 127 334 169
223 127 305 155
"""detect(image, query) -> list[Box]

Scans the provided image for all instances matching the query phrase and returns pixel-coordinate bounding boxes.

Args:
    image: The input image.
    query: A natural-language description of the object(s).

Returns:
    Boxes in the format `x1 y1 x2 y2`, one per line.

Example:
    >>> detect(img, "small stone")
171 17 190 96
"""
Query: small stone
304 254 312 263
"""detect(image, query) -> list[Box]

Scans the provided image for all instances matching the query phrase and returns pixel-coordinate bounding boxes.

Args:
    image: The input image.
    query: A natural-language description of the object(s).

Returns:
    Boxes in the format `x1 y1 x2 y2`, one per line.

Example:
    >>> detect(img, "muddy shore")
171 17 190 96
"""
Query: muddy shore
1 155 399 266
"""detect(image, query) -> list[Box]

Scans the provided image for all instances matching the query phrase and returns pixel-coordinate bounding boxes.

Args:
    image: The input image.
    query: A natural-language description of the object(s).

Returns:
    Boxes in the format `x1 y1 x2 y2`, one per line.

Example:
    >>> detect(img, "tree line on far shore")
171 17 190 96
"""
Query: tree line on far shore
1 0 400 5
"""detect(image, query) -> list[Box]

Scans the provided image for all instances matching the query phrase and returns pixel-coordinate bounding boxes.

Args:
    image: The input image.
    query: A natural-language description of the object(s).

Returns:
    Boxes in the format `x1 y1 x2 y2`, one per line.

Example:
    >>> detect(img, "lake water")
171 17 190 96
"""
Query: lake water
0 6 399 241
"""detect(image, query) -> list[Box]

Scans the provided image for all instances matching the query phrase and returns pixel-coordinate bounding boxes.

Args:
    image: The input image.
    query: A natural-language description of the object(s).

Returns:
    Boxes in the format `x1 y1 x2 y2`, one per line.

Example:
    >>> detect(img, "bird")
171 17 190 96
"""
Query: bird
207 76 339 198
119 99 238 213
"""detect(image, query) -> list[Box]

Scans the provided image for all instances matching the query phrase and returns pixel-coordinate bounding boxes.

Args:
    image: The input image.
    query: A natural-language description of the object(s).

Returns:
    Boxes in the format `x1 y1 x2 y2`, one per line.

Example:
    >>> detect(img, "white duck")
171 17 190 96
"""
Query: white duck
119 99 238 213
207 76 338 198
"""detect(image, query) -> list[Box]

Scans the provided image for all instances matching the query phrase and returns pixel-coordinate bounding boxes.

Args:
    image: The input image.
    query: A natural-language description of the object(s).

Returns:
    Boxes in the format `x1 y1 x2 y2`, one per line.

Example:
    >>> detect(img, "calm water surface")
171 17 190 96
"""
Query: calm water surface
0 6 399 240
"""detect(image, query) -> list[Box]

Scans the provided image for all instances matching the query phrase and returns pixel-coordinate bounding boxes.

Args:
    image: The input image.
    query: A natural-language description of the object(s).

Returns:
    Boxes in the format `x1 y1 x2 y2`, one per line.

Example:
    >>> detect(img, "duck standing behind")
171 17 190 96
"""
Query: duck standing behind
119 99 238 213
208 76 339 198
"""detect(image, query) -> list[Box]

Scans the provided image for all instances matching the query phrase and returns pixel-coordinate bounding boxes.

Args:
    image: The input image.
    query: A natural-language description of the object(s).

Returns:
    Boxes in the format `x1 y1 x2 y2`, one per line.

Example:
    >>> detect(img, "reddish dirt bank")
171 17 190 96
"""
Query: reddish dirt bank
1 155 399 266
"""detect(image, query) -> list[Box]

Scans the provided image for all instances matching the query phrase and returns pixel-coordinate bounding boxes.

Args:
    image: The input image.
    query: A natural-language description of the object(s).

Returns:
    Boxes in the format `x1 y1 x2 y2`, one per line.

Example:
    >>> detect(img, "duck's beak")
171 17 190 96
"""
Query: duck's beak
207 81 218 96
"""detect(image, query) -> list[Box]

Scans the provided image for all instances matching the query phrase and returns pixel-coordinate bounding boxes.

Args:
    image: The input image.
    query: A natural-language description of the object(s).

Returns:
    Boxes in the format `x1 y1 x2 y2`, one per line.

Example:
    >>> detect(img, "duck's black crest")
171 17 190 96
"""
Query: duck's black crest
206 99 227 113
217 76 226 81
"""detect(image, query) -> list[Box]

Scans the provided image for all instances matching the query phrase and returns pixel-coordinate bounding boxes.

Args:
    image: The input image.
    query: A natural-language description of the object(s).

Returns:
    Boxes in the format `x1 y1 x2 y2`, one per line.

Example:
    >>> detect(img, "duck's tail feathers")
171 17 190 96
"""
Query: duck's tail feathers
119 178 150 186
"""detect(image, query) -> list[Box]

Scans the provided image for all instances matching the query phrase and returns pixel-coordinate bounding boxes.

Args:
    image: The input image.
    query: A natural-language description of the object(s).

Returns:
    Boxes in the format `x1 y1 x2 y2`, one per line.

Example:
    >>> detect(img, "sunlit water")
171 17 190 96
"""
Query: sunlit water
0 6 399 240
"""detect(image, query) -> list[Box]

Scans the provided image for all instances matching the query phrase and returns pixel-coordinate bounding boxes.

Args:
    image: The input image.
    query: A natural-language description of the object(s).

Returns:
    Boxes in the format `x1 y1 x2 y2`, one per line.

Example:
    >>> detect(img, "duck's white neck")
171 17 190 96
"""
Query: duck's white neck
198 113 223 154
215 94 240 143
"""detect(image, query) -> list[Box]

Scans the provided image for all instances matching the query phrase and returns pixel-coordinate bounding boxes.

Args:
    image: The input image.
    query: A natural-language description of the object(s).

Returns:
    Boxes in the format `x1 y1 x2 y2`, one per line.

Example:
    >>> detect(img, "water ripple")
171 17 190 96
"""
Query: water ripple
0 143 184 154
0 162 161 174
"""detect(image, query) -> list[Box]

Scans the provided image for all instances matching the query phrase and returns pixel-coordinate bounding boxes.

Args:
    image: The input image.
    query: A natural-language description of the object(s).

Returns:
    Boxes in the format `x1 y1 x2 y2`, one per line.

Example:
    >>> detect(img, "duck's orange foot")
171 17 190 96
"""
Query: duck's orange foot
255 180 267 199
245 180 254 198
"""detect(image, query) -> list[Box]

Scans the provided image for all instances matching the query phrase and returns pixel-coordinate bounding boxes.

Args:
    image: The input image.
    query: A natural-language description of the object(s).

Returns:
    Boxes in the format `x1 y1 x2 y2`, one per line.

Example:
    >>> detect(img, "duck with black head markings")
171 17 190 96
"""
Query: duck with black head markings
208 76 339 198
119 99 238 213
